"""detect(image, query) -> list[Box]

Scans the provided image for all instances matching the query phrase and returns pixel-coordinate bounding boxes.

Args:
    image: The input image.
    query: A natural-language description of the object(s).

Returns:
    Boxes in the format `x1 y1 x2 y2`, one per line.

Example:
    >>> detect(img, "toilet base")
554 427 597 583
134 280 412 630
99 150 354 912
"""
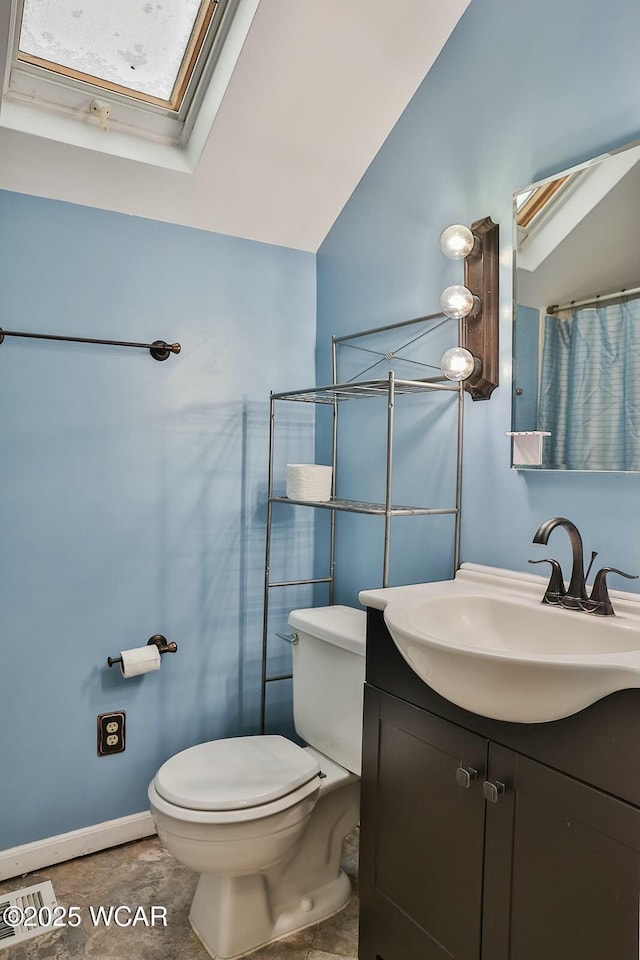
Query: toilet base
190 869 352 959
188 770 359 959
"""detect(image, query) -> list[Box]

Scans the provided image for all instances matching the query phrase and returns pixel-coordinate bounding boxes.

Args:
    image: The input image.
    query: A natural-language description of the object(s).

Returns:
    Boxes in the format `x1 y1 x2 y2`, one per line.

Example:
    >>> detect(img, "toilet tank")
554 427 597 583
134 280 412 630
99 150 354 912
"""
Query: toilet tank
288 605 366 776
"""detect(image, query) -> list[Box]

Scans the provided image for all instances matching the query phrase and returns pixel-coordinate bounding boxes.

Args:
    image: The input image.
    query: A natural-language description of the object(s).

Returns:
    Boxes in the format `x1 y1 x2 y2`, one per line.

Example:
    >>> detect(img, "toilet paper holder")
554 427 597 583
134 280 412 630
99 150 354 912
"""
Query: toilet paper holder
107 635 178 668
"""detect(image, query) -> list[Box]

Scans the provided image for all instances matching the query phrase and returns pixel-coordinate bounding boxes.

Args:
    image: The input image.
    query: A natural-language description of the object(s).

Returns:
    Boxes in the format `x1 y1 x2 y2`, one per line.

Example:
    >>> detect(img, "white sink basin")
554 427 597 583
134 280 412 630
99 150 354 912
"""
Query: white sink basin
360 563 640 723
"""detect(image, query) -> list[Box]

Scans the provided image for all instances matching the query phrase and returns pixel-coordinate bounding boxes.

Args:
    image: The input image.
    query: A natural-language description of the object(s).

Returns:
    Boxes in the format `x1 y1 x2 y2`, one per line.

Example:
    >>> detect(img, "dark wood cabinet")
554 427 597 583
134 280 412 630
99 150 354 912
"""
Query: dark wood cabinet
359 609 640 960
484 744 640 960
360 687 486 960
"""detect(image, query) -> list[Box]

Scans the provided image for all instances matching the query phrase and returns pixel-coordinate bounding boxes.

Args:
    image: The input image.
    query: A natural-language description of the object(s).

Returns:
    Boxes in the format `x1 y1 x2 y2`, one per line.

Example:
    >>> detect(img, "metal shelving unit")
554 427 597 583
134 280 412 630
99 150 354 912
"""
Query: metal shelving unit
259 317 464 732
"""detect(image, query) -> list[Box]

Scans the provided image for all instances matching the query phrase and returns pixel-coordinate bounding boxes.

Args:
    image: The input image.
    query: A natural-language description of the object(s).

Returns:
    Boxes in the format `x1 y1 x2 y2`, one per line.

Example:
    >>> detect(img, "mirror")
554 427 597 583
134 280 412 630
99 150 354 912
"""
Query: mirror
511 141 640 471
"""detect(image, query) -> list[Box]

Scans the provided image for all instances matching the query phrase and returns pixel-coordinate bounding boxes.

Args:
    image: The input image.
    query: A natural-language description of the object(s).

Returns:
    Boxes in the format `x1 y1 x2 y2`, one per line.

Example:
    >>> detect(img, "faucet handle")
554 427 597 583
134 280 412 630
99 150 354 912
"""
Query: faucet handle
528 558 566 604
588 567 639 616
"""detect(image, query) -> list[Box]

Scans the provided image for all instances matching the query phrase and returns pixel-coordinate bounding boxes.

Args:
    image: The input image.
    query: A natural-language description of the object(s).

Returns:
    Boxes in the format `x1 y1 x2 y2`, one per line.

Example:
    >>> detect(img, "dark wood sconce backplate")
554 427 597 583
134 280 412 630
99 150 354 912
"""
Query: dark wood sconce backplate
462 216 499 400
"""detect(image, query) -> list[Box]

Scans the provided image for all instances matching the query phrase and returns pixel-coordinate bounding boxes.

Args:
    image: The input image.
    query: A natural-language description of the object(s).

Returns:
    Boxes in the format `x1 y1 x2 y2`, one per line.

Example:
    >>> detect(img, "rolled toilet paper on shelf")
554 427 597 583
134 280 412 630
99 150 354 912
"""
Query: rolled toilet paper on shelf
286 464 333 502
119 645 162 678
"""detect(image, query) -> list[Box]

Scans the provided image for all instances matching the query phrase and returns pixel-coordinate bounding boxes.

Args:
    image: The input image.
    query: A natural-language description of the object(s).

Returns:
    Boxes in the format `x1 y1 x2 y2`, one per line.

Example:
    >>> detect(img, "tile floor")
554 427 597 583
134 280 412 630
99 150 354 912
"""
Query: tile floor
0 831 359 960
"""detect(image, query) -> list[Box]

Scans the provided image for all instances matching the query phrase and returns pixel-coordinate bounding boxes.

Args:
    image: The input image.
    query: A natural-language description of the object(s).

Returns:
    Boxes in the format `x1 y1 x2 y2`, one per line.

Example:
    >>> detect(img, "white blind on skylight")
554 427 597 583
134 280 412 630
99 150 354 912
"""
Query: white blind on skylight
19 0 205 101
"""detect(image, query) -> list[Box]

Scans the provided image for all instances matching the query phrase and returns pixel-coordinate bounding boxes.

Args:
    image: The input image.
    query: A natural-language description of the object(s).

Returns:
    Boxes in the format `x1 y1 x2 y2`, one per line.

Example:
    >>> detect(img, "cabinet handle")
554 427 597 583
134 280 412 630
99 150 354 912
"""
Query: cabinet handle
456 766 478 789
483 780 506 803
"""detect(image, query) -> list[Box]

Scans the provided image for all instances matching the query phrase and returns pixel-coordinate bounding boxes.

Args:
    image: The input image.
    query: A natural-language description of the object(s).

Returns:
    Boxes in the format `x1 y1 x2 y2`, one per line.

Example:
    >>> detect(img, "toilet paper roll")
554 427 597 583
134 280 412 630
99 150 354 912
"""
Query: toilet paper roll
119 645 162 678
286 464 333 502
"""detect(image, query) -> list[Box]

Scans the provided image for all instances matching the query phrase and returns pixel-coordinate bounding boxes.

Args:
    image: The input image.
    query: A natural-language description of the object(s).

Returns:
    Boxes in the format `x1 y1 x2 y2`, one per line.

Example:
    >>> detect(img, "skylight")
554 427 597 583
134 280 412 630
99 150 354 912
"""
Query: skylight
17 0 213 109
2 0 259 168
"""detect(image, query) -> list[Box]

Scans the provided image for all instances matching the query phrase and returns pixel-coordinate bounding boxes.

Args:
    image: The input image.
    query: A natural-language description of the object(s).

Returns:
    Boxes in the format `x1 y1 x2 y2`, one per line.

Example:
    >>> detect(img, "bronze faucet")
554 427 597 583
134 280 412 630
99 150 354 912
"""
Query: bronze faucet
529 517 637 616
531 517 589 608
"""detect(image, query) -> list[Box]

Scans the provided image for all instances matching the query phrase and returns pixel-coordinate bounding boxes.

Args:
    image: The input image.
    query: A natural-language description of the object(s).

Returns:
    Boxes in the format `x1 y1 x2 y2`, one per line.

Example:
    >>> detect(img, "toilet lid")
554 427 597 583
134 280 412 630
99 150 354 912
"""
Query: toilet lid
153 735 320 811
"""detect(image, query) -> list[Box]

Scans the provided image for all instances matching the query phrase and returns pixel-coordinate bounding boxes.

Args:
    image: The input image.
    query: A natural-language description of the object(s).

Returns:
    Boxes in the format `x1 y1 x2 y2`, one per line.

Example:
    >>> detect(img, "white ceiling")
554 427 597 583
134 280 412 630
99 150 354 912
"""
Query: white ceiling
0 0 470 252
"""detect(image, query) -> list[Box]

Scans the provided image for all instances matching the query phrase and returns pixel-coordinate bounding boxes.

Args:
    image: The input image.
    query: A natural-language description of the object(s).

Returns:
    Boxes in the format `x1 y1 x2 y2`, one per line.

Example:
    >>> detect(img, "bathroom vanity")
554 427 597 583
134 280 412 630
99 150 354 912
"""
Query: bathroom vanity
358 599 640 960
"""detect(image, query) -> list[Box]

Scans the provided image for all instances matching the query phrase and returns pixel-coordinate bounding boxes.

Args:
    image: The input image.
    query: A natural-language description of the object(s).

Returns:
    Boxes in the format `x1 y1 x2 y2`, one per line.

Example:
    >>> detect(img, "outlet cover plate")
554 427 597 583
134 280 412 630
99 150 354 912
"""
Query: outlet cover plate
97 711 126 755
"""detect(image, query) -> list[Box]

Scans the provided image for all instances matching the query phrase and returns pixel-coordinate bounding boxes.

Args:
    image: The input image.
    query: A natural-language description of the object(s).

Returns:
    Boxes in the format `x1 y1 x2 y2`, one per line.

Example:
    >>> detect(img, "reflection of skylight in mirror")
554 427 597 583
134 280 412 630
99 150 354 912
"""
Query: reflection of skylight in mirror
516 177 571 230
19 0 204 102
516 189 534 210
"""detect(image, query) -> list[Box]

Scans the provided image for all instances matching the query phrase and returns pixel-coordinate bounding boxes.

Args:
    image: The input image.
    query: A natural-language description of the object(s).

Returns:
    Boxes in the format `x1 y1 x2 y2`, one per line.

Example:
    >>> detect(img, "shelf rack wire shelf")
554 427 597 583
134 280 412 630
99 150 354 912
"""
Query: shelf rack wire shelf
260 315 464 733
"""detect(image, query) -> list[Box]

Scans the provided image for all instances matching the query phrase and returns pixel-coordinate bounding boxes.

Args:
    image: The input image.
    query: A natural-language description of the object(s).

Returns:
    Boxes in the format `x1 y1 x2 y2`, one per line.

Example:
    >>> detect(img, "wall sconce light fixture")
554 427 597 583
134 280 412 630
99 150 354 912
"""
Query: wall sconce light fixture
439 218 499 400
440 346 478 381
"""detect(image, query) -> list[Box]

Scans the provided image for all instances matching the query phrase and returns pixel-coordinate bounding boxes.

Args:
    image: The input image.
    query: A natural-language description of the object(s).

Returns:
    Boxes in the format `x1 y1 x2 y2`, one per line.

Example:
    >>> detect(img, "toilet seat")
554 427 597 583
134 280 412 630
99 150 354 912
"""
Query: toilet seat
151 735 321 823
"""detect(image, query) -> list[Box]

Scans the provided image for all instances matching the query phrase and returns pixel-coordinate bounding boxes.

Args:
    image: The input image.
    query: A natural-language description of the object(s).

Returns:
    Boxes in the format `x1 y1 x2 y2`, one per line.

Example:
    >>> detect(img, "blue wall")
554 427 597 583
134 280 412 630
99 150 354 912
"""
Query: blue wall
317 0 640 603
513 306 540 432
0 192 316 849
2 0 640 854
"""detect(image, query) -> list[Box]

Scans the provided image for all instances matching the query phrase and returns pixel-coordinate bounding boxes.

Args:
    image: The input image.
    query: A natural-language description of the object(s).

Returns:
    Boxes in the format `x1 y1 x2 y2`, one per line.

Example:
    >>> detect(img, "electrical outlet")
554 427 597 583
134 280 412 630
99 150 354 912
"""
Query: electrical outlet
97 711 125 755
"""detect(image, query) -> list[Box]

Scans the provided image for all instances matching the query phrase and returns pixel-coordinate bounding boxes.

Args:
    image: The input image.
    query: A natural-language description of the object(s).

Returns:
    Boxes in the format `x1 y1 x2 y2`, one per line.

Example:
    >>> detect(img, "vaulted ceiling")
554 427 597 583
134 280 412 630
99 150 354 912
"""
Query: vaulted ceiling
0 0 470 251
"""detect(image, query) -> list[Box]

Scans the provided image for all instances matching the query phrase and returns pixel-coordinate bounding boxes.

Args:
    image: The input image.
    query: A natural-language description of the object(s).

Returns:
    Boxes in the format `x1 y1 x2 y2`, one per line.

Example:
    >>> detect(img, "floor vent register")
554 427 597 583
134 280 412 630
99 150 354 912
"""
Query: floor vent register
0 881 57 950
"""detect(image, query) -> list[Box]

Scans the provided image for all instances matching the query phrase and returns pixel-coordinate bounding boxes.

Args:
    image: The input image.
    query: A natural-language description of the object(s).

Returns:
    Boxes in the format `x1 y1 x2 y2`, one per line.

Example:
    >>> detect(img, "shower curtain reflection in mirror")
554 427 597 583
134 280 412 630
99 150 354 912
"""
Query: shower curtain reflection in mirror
538 298 640 470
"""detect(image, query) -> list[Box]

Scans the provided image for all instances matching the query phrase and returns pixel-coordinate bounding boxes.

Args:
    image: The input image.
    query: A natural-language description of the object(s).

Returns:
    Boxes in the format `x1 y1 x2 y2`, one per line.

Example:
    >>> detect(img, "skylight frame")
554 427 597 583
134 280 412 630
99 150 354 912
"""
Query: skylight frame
4 0 241 148
516 176 570 229
16 0 220 113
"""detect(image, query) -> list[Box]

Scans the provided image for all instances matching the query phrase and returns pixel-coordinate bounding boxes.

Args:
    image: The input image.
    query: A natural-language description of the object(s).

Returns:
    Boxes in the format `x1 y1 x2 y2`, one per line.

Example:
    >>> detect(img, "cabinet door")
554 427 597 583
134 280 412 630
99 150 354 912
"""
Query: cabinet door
359 686 487 960
483 742 640 960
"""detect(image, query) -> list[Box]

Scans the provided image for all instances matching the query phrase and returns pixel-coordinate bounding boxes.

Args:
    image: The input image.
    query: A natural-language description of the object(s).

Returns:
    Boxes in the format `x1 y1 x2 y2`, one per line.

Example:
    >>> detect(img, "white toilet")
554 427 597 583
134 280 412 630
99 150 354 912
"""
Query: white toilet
148 604 366 959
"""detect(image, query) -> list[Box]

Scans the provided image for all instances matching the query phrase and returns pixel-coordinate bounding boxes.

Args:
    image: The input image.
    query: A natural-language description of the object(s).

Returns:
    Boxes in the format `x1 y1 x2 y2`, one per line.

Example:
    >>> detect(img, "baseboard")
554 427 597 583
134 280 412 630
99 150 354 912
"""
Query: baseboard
0 811 156 882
